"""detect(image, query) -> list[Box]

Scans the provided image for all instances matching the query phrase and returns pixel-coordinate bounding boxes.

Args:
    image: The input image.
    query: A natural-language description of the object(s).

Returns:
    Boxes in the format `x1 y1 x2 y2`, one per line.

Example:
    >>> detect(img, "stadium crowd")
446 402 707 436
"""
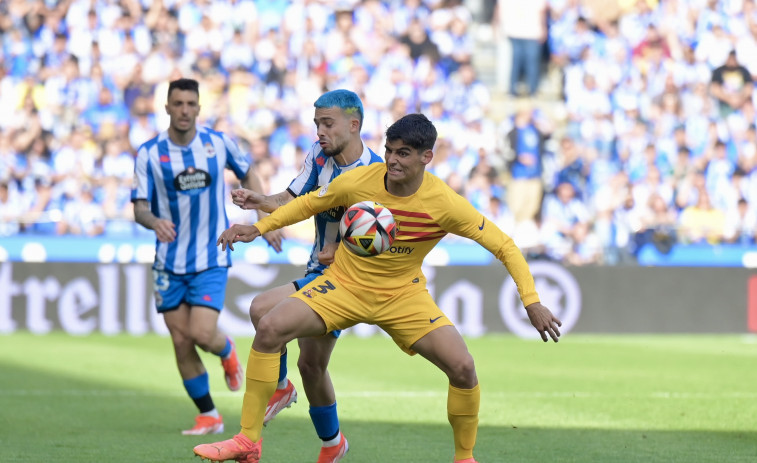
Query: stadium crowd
0 0 756 266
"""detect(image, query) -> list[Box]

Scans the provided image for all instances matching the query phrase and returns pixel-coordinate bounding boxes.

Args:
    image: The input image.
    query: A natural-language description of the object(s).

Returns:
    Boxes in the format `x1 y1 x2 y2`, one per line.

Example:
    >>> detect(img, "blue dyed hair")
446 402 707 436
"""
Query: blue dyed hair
314 89 364 129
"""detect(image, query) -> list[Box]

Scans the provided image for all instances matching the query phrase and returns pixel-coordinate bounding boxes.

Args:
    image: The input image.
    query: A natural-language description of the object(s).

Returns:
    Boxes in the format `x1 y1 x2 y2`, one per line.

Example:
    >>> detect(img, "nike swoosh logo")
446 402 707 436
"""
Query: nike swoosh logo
430 316 443 323
478 218 485 230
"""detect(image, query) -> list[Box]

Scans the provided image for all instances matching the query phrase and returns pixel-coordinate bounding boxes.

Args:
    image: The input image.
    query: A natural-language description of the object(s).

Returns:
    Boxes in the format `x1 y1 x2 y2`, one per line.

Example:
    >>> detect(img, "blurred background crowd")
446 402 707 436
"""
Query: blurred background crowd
0 0 756 266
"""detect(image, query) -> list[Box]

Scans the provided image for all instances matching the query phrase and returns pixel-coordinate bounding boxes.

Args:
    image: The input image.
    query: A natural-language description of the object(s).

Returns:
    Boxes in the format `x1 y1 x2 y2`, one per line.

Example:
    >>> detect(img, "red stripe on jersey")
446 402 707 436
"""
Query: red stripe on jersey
399 230 445 238
403 232 448 242
398 220 439 228
390 209 434 220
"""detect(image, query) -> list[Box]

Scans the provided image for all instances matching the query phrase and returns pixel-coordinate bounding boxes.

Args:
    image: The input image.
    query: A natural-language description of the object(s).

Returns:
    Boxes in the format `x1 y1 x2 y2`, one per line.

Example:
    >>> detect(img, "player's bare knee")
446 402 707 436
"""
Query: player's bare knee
167 319 191 341
249 300 262 328
171 331 194 352
448 355 477 389
255 316 287 351
189 326 215 351
297 356 326 382
249 295 274 328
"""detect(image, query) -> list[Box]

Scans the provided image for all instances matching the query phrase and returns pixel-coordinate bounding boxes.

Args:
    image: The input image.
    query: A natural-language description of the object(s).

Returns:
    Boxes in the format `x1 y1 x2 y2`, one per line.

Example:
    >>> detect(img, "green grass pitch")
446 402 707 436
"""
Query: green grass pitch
1 332 756 462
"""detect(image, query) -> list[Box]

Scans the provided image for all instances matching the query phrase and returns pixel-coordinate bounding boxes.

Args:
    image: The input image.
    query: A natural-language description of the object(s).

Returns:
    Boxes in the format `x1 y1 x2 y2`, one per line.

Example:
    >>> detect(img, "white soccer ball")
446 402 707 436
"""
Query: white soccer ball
339 201 397 257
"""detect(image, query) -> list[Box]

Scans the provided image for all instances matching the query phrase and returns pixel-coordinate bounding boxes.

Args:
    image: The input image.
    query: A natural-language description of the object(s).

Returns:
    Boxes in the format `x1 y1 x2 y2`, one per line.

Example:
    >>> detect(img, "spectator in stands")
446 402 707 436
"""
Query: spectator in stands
399 17 439 63
19 133 54 194
483 195 515 237
555 137 589 200
678 188 726 244
541 181 591 261
565 73 612 143
632 25 671 63
19 175 60 235
710 50 753 118
97 137 135 222
81 86 129 142
675 168 707 211
444 62 490 117
52 127 89 179
631 163 674 212
505 100 551 226
128 96 159 150
634 192 678 254
735 17 757 80
733 122 757 169
0 181 21 236
724 197 757 244
6 0 757 268
696 20 734 70
0 132 21 186
495 0 548 96
57 183 106 237
552 16 597 69
434 15 473 76
610 180 645 261
563 221 603 266
706 140 737 210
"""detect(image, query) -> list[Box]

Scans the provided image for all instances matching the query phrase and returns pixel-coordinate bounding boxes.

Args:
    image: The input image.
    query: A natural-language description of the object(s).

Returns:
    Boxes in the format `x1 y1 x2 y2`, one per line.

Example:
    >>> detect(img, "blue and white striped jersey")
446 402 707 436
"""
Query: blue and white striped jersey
131 127 251 274
287 140 383 275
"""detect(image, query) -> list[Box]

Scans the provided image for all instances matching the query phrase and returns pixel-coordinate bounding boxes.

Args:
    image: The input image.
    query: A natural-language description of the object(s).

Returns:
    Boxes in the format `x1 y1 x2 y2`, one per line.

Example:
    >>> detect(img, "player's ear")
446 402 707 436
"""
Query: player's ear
421 148 433 165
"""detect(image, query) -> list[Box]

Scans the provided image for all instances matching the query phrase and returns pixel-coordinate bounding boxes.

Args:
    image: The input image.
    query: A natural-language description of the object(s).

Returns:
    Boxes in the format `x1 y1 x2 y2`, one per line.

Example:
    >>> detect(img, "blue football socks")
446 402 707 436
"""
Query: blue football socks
277 349 288 387
218 337 232 359
183 372 214 413
310 402 339 441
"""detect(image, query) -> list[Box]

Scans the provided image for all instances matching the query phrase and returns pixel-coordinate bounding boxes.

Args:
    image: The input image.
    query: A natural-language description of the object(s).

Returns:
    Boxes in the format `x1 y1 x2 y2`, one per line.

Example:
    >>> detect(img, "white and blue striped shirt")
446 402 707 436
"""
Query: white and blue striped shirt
287 140 383 275
131 127 251 274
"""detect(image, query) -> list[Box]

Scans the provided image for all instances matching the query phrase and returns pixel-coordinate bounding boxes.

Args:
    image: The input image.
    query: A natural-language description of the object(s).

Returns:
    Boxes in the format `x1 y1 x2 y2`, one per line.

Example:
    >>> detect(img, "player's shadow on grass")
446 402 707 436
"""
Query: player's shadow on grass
3 363 755 463
255 415 757 463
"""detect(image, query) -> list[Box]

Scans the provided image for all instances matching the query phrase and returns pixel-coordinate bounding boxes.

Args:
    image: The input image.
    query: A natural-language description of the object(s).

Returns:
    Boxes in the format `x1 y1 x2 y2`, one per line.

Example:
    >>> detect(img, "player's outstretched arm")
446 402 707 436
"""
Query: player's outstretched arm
525 302 562 343
238 169 286 252
231 189 294 213
231 189 294 252
231 188 265 210
217 224 261 251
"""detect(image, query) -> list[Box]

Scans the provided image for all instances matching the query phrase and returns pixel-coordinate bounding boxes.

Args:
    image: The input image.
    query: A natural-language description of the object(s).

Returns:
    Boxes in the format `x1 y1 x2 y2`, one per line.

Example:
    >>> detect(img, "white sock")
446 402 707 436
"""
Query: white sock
277 378 288 389
322 433 341 447
201 409 220 418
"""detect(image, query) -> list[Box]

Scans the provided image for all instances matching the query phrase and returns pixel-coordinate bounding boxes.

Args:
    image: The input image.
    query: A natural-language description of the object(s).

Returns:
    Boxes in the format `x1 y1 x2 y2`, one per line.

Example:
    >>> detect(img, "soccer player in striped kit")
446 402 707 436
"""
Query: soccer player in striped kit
198 113 561 462
131 78 283 435
229 89 382 463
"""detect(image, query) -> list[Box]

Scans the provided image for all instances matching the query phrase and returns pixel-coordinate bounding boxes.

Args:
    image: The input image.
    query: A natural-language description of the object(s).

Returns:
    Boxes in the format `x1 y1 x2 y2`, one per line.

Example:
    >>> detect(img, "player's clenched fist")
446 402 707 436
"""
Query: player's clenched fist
217 224 261 251
231 188 265 210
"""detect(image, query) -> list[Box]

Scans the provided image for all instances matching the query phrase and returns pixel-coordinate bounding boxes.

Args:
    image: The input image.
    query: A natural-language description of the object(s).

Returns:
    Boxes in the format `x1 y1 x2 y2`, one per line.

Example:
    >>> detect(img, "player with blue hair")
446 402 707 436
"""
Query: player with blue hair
222 89 382 462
